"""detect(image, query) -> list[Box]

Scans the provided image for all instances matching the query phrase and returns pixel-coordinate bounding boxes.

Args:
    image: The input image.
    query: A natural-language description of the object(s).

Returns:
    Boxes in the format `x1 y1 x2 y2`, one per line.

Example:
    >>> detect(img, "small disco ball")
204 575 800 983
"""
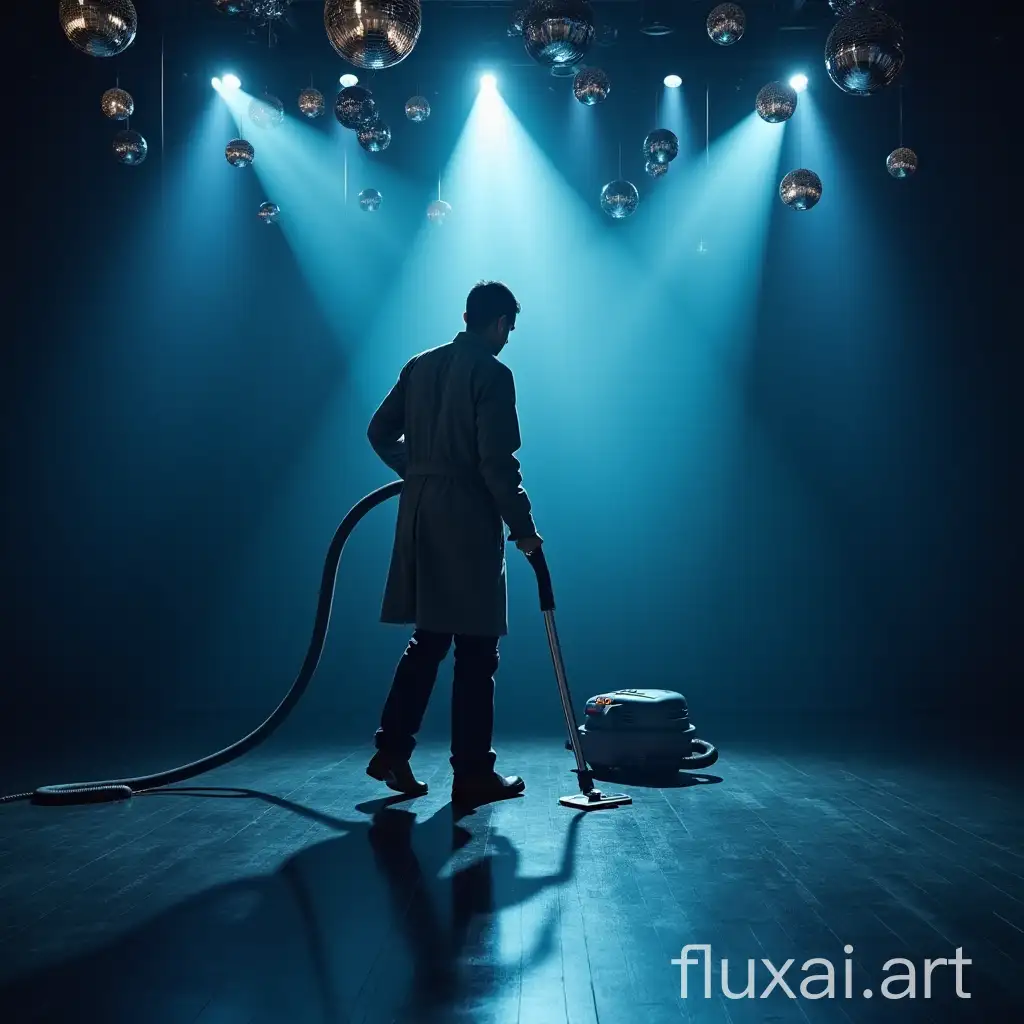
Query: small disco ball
59 0 137 57
249 94 284 129
335 86 378 129
779 169 822 210
225 139 255 167
112 129 147 165
645 159 668 178
427 199 452 224
258 201 280 224
213 0 249 13
887 147 918 178
405 95 430 122
523 0 596 67
828 0 882 14
101 87 133 120
358 121 391 153
600 179 639 218
508 6 527 37
298 87 325 118
250 0 291 21
324 0 422 70
573 67 610 105
358 187 383 211
644 128 678 165
756 81 798 123
707 3 745 46
825 10 904 95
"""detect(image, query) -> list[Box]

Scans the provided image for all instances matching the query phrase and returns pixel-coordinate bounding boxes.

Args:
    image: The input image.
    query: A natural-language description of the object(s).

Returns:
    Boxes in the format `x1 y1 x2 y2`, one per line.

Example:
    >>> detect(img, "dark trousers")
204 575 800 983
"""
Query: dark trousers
374 629 499 777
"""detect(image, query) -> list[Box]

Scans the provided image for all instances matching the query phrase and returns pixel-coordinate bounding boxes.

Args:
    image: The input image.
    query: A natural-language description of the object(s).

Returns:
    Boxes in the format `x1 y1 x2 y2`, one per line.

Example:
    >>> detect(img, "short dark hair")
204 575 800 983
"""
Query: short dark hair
465 280 520 332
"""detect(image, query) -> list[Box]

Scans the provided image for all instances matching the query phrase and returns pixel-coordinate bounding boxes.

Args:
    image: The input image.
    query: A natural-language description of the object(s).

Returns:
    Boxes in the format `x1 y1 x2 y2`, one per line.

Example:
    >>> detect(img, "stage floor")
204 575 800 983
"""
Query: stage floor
0 732 1020 1023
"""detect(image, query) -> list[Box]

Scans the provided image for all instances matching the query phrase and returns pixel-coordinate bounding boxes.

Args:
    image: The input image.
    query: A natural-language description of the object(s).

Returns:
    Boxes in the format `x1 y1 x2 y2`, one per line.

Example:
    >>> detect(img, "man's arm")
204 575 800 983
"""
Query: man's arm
476 364 537 541
367 360 413 478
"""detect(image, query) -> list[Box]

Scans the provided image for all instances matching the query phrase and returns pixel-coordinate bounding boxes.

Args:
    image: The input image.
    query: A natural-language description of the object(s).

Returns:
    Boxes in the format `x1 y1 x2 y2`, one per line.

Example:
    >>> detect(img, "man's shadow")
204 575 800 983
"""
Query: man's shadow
0 790 584 1024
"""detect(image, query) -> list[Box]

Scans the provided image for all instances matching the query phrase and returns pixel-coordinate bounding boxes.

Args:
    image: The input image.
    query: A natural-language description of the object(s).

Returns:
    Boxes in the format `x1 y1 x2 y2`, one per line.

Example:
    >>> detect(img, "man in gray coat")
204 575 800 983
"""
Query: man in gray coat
365 281 542 806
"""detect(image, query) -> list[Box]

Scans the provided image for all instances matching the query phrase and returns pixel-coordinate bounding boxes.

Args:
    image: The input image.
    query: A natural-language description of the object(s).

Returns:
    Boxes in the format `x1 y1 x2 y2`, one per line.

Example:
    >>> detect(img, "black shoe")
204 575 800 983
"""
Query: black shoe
451 772 525 807
366 751 428 796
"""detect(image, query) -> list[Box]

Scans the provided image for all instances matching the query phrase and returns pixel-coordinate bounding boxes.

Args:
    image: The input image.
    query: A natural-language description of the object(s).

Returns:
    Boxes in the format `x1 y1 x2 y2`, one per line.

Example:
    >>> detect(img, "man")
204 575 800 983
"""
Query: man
365 281 542 806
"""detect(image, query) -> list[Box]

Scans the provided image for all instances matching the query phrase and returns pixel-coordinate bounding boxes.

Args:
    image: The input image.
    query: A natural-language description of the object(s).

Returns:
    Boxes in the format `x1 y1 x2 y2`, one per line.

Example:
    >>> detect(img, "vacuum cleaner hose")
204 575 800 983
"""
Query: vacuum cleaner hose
0 480 403 806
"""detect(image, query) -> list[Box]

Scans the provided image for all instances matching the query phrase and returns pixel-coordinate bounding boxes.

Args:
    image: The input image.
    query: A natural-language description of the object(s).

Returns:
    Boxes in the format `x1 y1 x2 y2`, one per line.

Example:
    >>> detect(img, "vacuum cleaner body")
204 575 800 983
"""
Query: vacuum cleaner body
571 688 718 772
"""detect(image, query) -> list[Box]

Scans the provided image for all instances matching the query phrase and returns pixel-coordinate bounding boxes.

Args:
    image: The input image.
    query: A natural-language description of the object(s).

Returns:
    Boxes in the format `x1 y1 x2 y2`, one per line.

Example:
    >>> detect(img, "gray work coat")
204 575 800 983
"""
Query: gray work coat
367 331 537 637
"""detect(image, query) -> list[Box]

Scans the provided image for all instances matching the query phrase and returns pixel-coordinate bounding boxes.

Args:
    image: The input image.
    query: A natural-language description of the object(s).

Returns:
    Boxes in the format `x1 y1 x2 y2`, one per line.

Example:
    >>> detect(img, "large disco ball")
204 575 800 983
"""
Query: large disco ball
225 139 255 167
645 159 668 179
427 199 452 224
59 0 137 57
644 128 678 165
335 86 378 129
298 88 325 118
112 129 147 165
828 0 882 14
324 0 422 70
573 67 610 105
825 10 904 95
359 188 383 211
600 179 639 219
405 96 431 122
249 94 284 129
523 0 596 67
756 81 798 122
100 87 133 120
358 121 391 153
258 201 280 224
779 169 822 210
887 147 918 178
707 4 745 46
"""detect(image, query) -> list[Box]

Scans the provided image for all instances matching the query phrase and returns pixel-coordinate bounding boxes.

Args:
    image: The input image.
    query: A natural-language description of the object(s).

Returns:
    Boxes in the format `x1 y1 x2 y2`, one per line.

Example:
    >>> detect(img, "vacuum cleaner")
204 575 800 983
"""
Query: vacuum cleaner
0 482 711 811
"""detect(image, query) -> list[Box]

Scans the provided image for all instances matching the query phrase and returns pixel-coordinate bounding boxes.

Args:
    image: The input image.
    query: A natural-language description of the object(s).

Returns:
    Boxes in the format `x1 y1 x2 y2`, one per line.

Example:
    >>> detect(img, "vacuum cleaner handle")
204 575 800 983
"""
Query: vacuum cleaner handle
526 547 555 612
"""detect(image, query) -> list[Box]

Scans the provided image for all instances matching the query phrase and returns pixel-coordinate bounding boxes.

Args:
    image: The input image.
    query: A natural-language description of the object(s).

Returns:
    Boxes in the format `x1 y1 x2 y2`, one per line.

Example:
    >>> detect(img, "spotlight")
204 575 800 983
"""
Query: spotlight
480 73 497 90
340 73 359 87
664 74 682 88
215 73 240 91
789 73 808 92
212 77 220 89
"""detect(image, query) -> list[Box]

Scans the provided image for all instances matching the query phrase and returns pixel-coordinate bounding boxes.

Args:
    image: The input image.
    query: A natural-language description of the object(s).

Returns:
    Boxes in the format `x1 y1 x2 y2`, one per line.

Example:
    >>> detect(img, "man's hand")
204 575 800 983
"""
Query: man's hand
515 534 543 556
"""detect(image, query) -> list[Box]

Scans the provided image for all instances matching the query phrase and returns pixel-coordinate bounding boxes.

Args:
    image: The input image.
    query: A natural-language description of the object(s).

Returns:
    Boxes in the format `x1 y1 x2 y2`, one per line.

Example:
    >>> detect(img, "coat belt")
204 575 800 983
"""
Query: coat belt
405 462 480 480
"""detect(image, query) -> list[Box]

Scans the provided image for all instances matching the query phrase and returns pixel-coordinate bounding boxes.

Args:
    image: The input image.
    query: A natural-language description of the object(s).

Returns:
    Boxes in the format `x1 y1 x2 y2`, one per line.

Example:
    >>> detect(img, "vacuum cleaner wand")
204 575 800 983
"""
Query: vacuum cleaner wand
526 549 631 811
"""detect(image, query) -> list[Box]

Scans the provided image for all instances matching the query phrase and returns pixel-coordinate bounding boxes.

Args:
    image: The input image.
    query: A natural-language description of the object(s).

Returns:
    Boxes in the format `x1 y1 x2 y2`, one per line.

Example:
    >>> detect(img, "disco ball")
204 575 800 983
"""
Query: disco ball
707 4 745 46
59 0 137 57
249 94 284 129
825 10 905 95
523 0 596 68
298 88 325 118
756 81 798 123
324 0 422 70
573 67 610 105
508 6 527 37
100 87 133 120
225 139 255 167
358 121 391 153
250 0 291 21
600 179 639 219
644 128 678 165
213 0 249 13
112 129 147 165
258 201 281 224
887 147 918 178
828 0 882 14
645 159 668 178
359 188 383 211
335 86 378 129
779 169 822 210
427 199 452 224
405 95 430 122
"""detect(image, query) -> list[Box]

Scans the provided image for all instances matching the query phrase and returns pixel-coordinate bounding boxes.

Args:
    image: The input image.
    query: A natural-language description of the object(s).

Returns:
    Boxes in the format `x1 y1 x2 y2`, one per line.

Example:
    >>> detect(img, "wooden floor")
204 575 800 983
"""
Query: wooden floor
0 731 1020 1023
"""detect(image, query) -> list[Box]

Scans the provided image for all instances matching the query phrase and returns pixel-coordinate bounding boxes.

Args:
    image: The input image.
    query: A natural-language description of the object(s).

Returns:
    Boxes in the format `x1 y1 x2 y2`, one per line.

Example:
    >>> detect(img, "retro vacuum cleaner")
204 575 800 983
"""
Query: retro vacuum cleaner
0 481 715 811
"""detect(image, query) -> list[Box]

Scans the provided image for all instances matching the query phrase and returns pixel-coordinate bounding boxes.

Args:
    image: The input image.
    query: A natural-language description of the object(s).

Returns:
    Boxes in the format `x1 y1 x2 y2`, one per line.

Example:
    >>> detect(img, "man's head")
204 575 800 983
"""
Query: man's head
463 280 520 354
